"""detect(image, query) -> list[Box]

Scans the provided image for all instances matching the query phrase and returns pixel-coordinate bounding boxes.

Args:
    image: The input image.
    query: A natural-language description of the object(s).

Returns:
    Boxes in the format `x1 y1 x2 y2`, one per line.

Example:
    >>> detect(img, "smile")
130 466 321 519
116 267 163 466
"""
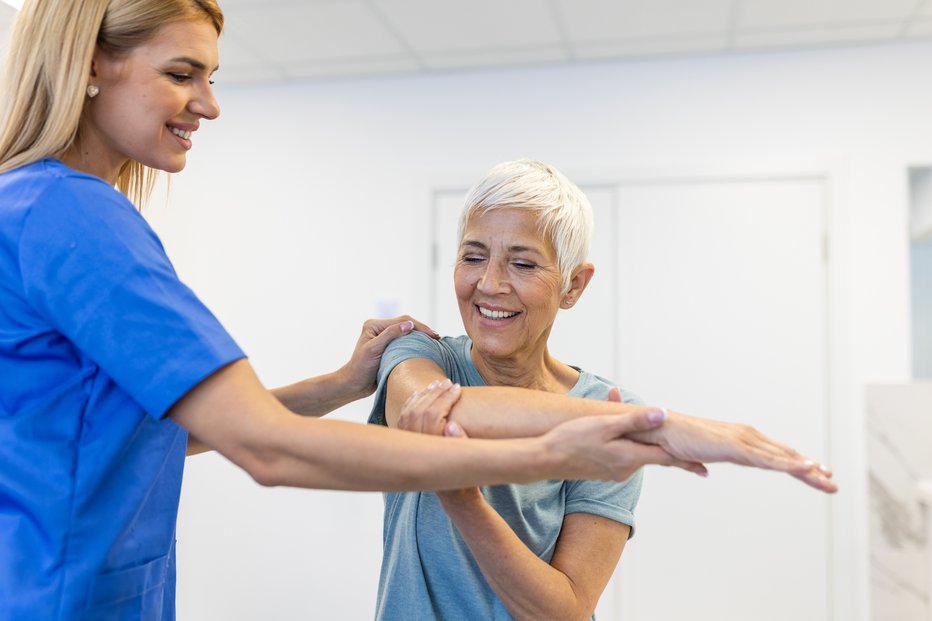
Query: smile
168 126 192 140
478 306 518 320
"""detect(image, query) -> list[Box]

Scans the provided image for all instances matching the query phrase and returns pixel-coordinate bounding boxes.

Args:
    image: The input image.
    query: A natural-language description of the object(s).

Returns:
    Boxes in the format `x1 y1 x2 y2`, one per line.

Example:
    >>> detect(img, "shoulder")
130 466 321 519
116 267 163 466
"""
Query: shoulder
570 370 645 405
382 332 469 366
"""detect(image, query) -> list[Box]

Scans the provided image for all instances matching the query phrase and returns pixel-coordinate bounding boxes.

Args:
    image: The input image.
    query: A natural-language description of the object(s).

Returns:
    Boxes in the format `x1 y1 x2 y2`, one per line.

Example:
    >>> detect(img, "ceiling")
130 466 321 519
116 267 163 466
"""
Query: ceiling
1 0 931 86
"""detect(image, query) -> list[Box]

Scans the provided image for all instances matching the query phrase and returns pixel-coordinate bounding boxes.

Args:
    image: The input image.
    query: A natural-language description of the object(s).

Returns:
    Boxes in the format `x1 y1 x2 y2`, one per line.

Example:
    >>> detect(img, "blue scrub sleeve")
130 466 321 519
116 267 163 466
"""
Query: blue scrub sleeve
18 176 245 419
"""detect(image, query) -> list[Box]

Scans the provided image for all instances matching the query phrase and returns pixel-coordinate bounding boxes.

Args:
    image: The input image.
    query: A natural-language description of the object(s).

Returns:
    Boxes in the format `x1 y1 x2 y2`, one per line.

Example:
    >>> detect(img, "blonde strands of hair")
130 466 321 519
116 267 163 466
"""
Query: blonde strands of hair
0 0 223 207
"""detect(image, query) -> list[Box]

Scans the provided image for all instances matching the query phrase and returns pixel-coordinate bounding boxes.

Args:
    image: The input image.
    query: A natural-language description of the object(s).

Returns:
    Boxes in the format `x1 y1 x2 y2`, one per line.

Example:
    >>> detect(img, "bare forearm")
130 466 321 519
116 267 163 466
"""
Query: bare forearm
449 386 629 438
439 494 595 621
271 367 365 417
247 415 557 491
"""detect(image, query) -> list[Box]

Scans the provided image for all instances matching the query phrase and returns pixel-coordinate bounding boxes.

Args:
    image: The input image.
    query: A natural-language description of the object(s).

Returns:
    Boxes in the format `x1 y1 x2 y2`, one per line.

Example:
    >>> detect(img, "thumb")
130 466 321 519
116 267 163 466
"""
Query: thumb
444 421 469 438
366 320 414 354
606 387 622 403
605 408 667 437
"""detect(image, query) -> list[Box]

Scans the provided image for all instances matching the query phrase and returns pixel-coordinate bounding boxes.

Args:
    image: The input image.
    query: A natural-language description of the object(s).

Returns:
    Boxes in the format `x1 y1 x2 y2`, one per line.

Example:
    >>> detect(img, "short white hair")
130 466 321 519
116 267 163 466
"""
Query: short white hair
458 159 593 294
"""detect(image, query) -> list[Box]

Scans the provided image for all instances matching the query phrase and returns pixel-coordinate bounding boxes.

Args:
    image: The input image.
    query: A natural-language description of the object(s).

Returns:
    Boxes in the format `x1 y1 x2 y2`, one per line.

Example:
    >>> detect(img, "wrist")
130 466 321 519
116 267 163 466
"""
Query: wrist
334 363 371 401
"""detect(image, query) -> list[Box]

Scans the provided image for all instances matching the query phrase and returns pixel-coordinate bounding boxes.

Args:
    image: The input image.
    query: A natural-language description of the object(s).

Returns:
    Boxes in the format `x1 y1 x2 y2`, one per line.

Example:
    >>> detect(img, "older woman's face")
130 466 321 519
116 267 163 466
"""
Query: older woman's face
454 208 564 362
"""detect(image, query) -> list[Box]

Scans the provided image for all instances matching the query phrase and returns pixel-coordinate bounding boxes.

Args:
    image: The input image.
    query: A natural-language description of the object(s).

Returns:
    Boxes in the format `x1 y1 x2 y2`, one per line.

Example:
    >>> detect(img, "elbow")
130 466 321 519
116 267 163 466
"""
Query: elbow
229 442 288 488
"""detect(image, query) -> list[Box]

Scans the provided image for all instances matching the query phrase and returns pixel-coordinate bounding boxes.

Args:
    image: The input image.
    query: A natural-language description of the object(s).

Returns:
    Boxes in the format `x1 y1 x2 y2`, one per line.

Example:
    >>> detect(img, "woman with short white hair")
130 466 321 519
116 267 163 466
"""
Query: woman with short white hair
370 159 835 620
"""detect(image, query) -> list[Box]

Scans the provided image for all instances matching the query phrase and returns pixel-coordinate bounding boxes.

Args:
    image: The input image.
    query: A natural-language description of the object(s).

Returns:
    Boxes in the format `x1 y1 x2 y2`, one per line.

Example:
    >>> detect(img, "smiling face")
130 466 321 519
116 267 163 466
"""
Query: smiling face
72 18 220 183
455 208 567 365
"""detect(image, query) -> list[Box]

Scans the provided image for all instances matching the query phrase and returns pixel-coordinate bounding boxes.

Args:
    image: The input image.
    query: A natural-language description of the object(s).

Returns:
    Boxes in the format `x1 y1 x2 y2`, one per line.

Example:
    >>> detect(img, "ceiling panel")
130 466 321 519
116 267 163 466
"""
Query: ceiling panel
1 0 930 87
222 1 406 64
283 55 420 80
738 0 917 29
371 0 563 54
555 0 734 41
421 45 567 70
734 22 901 49
574 33 727 60
905 19 932 37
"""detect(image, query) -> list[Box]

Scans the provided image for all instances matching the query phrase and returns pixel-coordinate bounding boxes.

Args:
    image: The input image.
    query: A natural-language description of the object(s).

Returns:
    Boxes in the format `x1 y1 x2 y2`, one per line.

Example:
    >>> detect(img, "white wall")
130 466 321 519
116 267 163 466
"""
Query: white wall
144 41 931 620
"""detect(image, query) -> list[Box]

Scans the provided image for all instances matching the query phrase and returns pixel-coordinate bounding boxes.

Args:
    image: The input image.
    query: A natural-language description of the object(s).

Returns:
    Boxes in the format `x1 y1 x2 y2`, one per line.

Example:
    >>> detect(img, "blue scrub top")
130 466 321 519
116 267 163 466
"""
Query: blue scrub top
0 160 245 619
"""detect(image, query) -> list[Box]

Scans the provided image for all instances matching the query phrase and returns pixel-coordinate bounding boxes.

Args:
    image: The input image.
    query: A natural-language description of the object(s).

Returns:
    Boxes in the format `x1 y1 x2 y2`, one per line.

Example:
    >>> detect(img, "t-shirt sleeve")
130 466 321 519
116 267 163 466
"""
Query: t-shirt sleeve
368 330 446 427
563 385 646 537
18 177 245 419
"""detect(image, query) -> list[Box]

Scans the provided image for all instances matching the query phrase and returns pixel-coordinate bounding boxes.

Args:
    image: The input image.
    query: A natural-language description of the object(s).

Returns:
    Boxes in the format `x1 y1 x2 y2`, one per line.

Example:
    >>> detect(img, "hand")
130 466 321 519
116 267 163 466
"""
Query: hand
606 388 708 477
339 316 440 399
539 410 709 483
614 389 837 493
397 380 482 506
396 378 461 434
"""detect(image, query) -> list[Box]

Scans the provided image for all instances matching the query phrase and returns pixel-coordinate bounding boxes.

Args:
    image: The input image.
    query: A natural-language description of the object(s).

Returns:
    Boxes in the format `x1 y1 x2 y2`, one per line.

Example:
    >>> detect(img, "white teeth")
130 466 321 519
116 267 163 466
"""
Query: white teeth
169 127 192 140
478 306 517 320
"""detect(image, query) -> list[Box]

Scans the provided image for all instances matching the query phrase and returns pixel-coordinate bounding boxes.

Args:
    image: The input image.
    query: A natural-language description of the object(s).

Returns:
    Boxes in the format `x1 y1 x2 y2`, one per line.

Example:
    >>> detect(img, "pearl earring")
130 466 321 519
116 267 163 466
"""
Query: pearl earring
86 85 99 98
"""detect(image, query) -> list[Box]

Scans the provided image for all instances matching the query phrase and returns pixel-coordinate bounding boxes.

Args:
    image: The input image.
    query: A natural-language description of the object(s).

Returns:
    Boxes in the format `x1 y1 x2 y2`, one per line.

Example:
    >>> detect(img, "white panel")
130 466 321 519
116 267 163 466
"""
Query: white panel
422 46 568 70
284 56 419 81
546 186 617 381
734 23 899 49
738 0 916 29
223 1 406 64
432 189 469 335
372 0 563 53
555 0 733 41
574 34 727 60
905 19 932 39
614 179 830 620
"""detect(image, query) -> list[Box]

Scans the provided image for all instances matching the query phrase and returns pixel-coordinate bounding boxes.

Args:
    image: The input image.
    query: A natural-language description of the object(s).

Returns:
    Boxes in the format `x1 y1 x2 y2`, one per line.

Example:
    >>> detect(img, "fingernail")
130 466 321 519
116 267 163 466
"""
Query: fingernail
439 378 452 389
450 383 461 395
695 470 709 478
819 464 832 475
427 380 439 390
803 460 815 469
401 320 414 333
446 422 463 437
647 408 666 424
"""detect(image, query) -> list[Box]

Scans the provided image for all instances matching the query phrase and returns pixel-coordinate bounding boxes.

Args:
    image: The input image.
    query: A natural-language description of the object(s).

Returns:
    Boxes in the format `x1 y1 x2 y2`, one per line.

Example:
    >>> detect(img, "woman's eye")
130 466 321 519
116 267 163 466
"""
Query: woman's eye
168 73 192 83
460 255 484 263
512 262 536 270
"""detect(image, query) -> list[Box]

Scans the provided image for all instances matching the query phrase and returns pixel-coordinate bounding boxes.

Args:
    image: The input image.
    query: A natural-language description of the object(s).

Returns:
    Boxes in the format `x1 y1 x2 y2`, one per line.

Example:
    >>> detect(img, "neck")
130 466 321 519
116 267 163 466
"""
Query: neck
470 346 579 394
60 137 125 186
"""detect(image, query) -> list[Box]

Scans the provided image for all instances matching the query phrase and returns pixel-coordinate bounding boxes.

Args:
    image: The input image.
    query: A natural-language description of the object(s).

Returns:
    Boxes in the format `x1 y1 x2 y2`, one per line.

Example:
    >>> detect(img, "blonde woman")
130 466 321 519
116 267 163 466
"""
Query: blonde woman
0 2 726 618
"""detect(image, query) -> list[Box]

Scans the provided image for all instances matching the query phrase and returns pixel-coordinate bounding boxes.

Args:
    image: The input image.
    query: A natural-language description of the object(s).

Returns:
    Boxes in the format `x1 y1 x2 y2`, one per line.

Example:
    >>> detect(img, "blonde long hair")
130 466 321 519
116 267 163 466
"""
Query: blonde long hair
0 0 223 205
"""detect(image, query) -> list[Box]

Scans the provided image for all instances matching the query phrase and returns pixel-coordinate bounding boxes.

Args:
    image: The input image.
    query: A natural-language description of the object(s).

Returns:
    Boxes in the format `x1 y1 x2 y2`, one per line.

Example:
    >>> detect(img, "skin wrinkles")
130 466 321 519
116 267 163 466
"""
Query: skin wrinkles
454 208 592 394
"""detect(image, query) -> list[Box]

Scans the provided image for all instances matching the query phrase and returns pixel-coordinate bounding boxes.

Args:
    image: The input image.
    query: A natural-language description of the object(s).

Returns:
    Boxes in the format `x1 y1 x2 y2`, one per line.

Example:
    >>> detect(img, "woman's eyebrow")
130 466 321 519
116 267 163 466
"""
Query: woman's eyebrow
461 240 545 256
169 56 220 72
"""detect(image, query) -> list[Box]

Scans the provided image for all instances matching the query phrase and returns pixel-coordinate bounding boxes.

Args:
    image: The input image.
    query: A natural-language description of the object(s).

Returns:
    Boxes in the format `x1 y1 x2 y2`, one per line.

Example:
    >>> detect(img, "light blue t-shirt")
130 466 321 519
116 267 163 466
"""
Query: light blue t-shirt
368 331 644 621
0 159 245 620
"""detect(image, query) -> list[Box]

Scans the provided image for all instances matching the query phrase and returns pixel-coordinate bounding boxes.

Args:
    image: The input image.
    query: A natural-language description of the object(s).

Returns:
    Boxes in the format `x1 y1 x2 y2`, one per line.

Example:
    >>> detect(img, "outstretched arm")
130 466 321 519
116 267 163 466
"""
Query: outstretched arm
170 358 683 492
186 316 436 455
386 358 837 492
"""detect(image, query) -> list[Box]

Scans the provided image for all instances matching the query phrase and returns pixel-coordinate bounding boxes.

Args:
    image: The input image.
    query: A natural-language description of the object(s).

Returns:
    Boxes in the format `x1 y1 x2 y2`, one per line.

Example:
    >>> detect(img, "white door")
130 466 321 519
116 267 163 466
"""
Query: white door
431 175 831 621
613 178 830 621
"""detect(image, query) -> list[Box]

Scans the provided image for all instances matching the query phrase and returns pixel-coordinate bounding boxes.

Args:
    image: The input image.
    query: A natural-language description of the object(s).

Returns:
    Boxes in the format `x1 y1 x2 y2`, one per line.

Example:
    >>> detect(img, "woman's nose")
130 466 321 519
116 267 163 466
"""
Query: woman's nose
476 261 509 293
191 86 221 120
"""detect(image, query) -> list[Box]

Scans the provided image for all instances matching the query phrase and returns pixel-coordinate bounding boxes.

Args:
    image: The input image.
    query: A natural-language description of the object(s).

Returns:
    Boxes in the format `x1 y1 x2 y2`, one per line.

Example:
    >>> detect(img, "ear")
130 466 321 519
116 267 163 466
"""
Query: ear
560 262 595 309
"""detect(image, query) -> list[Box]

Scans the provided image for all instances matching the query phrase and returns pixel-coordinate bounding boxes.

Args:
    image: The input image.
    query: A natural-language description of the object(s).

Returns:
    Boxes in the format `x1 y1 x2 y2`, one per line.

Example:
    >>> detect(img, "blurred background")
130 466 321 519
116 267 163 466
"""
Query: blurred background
3 1 931 619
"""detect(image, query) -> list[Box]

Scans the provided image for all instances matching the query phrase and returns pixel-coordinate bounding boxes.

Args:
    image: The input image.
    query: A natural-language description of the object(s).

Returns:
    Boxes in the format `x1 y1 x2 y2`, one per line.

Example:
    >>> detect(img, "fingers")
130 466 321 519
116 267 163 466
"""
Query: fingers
604 407 668 436
399 379 462 435
365 315 440 340
606 387 622 403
